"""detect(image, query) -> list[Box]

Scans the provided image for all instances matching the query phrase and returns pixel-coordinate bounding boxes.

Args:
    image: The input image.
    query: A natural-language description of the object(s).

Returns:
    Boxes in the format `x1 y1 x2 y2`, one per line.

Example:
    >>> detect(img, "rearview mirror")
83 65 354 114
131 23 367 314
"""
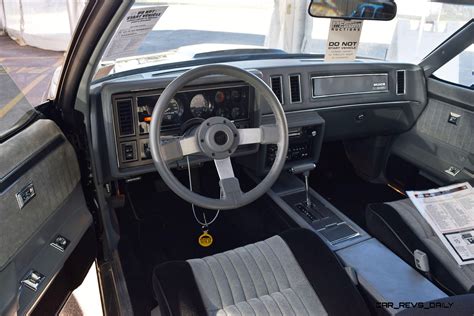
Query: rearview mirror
308 0 397 21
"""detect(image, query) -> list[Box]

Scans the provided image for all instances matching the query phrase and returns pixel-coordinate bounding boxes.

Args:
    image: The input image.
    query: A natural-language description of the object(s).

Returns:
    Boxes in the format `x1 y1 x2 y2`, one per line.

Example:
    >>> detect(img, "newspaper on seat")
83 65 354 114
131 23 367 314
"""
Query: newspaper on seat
407 182 474 266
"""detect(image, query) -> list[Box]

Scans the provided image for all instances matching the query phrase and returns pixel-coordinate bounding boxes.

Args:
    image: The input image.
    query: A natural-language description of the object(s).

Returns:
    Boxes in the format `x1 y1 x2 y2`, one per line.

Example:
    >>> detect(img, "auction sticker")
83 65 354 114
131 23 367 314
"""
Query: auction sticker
324 19 363 62
103 6 168 60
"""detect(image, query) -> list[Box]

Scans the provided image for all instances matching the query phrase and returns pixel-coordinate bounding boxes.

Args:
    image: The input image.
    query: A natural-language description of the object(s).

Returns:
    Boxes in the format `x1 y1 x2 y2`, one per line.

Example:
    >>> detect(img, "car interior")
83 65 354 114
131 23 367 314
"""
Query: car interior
0 0 473 315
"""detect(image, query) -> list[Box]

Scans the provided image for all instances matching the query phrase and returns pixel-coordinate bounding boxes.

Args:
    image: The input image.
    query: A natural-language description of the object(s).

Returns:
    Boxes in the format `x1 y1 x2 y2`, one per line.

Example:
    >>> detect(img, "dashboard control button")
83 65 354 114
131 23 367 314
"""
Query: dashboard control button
355 113 365 121
121 142 137 162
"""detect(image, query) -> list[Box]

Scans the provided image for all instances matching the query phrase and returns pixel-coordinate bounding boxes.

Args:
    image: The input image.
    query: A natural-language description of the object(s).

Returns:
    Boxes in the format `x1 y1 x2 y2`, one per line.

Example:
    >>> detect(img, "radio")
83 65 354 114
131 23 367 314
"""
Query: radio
266 125 320 167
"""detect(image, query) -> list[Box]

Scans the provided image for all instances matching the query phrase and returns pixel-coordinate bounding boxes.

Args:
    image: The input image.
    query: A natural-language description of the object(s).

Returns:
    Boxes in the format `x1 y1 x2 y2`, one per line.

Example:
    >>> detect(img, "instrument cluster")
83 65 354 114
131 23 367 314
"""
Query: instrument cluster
137 85 250 134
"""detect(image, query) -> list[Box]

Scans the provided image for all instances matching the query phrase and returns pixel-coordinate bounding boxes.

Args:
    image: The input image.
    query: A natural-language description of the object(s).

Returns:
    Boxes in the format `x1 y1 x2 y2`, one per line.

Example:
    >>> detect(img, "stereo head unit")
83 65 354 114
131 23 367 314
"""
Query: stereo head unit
250 110 325 175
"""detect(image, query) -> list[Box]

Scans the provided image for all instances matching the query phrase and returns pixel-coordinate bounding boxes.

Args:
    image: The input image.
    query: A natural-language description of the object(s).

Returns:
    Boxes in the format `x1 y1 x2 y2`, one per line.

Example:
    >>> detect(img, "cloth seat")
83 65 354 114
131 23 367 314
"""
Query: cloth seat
366 199 474 295
152 228 370 316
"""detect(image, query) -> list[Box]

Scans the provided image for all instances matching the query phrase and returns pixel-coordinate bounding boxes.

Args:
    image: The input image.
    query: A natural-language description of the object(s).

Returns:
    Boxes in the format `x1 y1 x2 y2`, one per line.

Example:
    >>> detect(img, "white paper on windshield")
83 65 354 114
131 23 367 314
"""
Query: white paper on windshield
407 182 474 265
324 19 363 62
103 6 167 60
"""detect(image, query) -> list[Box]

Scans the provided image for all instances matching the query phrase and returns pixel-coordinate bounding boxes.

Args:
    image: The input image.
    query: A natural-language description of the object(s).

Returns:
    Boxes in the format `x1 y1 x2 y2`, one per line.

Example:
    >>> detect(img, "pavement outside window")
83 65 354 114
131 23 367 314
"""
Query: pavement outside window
0 35 63 130
59 262 103 316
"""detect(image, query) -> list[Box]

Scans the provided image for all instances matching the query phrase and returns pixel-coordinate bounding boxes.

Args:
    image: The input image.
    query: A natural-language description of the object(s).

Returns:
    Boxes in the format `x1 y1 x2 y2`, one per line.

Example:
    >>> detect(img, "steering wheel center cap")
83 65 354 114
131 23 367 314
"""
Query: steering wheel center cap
197 117 240 159
214 131 228 146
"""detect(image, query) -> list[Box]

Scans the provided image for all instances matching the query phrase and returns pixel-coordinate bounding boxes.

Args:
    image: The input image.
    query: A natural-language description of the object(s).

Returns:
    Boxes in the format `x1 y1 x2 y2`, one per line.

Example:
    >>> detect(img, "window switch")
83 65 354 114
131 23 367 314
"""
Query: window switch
50 235 70 252
21 270 45 292
448 112 461 125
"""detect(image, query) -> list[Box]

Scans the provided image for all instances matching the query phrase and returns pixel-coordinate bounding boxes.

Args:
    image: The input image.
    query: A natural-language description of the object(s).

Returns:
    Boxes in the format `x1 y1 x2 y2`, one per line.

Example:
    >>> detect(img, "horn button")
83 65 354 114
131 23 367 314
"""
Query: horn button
197 117 240 159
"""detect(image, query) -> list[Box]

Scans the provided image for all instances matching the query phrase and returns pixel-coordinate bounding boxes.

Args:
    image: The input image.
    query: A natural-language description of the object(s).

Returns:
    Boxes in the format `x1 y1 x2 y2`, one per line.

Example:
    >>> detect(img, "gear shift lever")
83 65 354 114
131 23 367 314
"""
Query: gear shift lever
290 162 316 207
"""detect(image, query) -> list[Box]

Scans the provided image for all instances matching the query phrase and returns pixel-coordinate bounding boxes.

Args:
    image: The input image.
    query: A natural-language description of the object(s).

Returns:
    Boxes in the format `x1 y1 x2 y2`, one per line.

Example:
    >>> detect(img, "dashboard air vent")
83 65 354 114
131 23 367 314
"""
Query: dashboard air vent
270 75 284 104
116 99 135 137
289 74 302 103
396 70 406 95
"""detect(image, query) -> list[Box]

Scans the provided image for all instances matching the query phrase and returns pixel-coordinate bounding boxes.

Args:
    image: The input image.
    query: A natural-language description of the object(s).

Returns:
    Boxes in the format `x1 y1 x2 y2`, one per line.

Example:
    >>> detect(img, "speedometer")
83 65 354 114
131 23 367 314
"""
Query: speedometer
163 98 183 124
190 94 213 118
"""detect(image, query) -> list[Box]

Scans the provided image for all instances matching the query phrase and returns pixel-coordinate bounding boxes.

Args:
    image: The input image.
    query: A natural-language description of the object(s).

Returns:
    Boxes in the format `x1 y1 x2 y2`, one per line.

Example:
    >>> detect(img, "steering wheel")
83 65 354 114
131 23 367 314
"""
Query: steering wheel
149 64 288 210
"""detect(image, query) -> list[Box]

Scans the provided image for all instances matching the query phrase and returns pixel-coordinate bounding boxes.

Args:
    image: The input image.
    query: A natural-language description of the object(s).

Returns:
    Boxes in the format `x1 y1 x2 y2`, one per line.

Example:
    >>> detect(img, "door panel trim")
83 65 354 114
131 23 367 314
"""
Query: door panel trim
17 185 93 314
427 78 474 111
0 136 65 192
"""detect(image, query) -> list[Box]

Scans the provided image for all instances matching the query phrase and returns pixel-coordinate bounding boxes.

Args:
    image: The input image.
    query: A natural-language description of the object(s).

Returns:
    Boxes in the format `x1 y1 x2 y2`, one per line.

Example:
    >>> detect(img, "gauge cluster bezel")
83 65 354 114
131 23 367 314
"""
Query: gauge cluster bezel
111 82 256 169
135 83 251 134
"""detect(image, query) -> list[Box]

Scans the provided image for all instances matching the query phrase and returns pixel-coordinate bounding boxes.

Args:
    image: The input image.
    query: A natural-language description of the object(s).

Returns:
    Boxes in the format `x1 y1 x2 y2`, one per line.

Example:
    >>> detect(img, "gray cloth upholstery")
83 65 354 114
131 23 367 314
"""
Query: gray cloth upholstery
153 228 370 316
0 119 80 270
187 235 327 316
369 199 474 293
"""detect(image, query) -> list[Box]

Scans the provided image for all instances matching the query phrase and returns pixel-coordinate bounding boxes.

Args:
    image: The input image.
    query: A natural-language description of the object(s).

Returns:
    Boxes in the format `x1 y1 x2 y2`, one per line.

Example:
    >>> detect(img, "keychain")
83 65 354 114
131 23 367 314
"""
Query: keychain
198 226 213 247
186 157 219 248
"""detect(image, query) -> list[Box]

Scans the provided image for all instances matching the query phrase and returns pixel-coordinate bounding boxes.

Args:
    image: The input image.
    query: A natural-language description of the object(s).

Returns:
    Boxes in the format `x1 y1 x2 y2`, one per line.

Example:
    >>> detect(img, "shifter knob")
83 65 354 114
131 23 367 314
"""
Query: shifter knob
290 162 316 176
290 162 316 207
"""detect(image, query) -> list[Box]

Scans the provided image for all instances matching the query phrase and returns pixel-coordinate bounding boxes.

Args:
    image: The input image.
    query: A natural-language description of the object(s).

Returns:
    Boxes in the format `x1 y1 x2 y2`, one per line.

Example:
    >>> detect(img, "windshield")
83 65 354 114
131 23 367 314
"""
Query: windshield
98 0 473 76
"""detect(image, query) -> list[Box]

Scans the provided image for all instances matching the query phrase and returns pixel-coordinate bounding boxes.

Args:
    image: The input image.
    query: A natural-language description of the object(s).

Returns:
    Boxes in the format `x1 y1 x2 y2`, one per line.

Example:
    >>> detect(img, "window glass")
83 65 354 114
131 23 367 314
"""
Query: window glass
98 0 473 78
433 44 474 89
0 1 87 135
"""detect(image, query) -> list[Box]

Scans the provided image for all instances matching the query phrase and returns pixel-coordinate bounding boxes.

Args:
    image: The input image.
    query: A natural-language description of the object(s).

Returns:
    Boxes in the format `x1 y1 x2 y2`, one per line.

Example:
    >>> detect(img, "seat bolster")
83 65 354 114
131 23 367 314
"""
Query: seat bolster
153 261 206 316
366 202 474 294
280 229 370 316
366 203 419 264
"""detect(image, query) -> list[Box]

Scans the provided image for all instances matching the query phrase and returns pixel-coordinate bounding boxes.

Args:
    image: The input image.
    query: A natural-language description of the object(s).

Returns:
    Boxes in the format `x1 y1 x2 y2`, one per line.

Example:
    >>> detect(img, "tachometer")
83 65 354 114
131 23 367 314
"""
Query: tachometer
163 98 183 124
190 94 213 118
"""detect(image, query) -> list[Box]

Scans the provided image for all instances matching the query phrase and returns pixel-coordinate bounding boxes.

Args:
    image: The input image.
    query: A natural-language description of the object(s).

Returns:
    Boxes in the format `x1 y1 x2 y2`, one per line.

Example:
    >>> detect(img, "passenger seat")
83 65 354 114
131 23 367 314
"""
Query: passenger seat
366 199 474 295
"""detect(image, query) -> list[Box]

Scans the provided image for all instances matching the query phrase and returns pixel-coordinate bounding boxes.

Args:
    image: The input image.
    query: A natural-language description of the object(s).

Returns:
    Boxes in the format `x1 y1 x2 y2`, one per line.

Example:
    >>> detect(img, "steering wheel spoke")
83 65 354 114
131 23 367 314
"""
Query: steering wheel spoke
238 124 280 145
161 135 201 162
214 157 243 203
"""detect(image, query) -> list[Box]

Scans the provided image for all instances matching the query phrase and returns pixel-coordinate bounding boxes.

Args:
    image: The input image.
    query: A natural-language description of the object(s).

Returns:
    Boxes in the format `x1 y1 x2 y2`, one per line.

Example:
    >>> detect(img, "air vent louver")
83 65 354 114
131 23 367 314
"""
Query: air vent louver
396 70 406 95
270 75 284 104
117 99 135 137
289 74 302 103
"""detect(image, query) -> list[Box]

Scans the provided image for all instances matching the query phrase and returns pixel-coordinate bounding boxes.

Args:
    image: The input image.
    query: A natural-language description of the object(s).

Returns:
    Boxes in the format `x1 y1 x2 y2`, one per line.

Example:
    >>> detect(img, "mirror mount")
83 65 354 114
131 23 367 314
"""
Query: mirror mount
308 0 397 21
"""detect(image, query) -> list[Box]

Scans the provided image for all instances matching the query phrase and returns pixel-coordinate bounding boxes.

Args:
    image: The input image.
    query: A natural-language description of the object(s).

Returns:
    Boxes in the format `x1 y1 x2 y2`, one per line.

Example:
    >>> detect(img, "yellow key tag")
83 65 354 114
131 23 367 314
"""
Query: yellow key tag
198 231 213 247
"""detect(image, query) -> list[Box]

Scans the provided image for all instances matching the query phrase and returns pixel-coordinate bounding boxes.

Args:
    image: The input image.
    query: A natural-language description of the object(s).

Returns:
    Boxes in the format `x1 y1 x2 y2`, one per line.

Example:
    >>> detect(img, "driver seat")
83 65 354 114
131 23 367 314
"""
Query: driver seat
152 228 370 316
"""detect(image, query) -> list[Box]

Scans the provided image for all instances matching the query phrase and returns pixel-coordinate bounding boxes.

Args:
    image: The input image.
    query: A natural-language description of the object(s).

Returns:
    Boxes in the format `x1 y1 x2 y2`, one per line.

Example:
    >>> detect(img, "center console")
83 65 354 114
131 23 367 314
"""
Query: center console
268 171 369 250
249 168 448 314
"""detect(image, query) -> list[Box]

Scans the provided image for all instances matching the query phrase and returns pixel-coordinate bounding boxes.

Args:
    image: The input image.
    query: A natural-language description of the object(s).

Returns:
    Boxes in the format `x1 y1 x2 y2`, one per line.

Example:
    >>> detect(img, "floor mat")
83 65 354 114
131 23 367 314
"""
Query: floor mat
310 142 404 228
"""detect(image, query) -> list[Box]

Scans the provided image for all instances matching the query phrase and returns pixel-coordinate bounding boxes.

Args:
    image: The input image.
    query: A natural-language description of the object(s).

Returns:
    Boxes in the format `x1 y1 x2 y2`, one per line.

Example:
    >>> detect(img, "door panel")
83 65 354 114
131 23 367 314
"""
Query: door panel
391 78 473 184
0 119 93 315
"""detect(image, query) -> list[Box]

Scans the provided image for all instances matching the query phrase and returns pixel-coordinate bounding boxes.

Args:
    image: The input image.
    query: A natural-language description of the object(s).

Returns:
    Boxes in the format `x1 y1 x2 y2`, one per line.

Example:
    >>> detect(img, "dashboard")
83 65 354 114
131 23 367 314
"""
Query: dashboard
91 59 427 182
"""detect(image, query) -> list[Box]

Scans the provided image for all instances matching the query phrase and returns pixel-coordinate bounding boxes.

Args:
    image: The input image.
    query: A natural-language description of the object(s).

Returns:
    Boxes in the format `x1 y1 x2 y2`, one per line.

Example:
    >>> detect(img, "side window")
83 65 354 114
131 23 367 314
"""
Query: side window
433 44 473 89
